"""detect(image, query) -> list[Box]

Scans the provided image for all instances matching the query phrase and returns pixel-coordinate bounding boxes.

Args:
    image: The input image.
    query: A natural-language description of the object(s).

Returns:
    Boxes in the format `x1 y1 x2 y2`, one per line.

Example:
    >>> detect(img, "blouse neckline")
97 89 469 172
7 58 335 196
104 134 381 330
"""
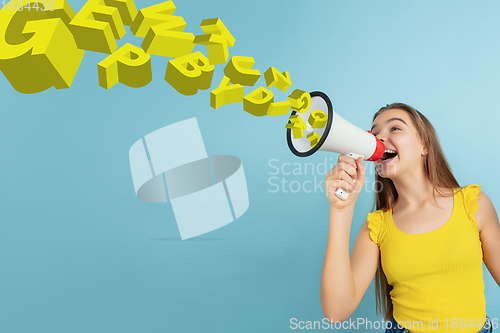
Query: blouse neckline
389 188 457 235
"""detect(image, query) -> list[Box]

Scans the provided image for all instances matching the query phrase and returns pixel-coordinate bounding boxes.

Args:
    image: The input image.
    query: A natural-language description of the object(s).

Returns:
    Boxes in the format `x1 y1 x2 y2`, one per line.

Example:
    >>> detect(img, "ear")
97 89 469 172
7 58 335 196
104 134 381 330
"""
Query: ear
421 146 428 156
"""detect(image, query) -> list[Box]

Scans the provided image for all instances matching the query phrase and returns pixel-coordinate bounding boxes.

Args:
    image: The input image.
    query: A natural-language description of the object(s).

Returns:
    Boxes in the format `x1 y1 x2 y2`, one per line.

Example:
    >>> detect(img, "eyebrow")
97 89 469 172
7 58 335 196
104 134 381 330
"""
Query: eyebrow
371 117 408 132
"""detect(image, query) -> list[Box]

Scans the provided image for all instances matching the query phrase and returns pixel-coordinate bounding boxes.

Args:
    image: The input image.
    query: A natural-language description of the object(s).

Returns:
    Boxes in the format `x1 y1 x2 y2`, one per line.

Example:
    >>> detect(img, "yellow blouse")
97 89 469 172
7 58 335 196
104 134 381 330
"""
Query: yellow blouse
367 184 486 333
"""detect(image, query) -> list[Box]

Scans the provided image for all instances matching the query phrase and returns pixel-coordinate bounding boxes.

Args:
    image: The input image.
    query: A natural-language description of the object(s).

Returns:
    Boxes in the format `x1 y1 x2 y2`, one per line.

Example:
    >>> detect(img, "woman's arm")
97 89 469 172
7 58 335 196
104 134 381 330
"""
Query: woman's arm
476 191 500 287
320 209 380 322
321 155 379 322
320 208 357 321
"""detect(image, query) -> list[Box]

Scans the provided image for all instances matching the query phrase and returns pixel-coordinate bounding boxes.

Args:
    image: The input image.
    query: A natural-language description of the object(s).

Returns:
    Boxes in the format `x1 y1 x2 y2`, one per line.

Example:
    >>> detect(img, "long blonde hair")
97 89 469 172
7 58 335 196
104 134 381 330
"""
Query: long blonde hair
370 103 462 320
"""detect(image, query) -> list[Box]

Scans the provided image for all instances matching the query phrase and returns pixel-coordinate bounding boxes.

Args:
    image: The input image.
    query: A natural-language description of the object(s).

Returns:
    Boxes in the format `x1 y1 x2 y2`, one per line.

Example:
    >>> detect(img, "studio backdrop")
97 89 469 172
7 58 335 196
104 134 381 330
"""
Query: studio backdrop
0 0 498 332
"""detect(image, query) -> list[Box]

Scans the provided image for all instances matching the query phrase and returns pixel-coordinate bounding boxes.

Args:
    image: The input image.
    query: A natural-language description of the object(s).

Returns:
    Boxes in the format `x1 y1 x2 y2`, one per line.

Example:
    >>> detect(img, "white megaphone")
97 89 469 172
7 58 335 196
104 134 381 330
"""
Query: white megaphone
286 91 385 200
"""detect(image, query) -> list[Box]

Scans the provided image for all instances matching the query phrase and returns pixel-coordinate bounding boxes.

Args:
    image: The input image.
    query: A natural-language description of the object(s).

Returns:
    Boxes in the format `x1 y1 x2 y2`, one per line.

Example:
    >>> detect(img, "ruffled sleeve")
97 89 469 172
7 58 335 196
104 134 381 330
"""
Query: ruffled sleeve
462 184 481 230
366 210 383 245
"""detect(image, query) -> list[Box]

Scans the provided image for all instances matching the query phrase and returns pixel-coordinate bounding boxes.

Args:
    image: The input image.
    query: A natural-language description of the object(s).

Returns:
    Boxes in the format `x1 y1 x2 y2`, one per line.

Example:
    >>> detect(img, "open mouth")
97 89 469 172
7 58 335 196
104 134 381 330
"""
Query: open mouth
379 149 398 163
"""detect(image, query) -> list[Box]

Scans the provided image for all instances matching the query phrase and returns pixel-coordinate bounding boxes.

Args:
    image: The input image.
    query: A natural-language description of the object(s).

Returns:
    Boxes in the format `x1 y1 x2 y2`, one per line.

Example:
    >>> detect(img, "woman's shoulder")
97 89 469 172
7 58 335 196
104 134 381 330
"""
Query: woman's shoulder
460 184 497 234
366 208 390 245
455 184 486 231
452 184 480 194
367 207 391 220
455 184 481 203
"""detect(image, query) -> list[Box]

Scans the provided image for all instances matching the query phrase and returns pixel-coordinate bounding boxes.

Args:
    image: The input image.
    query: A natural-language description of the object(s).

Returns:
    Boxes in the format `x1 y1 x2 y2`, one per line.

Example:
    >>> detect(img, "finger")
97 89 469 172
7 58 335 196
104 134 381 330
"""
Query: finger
341 163 357 179
338 154 357 168
355 157 366 181
339 170 355 186
327 179 354 194
352 160 366 193
328 163 345 177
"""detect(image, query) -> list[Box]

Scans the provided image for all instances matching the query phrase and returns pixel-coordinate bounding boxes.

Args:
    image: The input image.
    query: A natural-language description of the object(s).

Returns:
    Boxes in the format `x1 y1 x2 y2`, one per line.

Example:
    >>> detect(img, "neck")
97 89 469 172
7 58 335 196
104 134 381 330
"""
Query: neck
391 165 439 211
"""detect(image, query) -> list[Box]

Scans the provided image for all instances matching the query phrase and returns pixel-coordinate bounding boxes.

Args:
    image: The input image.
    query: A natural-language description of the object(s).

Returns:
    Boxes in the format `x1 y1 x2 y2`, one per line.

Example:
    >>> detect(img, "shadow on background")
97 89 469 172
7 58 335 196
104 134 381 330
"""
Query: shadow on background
150 237 225 241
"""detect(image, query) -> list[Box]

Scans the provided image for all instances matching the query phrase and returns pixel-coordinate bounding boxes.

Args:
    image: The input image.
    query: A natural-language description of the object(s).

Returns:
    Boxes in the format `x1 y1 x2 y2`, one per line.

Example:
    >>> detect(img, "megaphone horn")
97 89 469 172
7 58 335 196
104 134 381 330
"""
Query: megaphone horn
286 91 385 200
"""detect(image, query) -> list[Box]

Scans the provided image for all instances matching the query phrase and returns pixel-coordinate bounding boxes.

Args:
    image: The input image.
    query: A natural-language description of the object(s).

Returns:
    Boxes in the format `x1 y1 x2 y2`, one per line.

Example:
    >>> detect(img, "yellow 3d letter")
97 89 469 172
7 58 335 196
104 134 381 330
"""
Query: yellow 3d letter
224 56 260 86
308 110 327 129
243 86 274 117
131 1 195 58
267 101 291 117
69 0 138 54
165 51 214 96
264 67 292 92
285 115 307 139
97 43 151 89
210 76 244 109
0 0 84 94
307 132 321 147
288 89 311 113
194 18 235 65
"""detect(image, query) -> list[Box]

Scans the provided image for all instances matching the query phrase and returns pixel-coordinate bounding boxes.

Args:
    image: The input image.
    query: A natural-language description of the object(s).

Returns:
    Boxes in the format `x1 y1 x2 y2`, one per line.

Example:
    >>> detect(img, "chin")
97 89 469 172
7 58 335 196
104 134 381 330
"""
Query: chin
375 160 398 178
376 172 395 179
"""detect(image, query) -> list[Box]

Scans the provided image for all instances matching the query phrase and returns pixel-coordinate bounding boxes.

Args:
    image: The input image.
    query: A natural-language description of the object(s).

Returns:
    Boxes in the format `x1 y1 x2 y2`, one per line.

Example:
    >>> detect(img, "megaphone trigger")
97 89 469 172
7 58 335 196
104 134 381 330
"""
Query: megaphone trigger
347 152 364 160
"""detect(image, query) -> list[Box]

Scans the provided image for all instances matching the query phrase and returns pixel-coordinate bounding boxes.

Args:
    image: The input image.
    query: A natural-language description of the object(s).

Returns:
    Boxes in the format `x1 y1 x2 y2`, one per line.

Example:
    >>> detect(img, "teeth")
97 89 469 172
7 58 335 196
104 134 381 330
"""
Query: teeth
384 149 397 153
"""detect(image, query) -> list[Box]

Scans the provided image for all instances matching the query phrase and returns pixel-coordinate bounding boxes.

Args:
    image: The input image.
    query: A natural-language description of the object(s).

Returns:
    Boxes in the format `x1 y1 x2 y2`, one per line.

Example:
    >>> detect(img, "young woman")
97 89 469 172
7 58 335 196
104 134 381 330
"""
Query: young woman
320 103 500 333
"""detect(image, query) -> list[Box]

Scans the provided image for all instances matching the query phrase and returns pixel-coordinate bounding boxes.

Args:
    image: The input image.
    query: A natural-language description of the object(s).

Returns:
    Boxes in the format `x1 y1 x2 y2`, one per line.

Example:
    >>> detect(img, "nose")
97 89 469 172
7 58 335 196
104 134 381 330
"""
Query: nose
374 131 387 142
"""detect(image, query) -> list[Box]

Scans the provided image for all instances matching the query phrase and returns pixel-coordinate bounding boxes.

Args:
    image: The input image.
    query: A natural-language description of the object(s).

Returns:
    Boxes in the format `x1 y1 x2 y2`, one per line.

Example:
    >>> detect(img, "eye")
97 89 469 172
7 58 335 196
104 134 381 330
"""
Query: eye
372 126 400 136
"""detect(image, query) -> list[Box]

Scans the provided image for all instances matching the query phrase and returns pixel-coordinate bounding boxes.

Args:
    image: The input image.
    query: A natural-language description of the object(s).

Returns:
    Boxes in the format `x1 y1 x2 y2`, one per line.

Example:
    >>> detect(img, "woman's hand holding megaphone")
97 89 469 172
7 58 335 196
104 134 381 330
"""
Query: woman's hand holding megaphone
325 155 366 210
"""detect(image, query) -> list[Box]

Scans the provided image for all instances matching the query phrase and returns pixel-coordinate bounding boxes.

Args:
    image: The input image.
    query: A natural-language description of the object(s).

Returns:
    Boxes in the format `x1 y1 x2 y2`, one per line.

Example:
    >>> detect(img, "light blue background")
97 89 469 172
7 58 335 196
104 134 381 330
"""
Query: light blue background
0 0 499 332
